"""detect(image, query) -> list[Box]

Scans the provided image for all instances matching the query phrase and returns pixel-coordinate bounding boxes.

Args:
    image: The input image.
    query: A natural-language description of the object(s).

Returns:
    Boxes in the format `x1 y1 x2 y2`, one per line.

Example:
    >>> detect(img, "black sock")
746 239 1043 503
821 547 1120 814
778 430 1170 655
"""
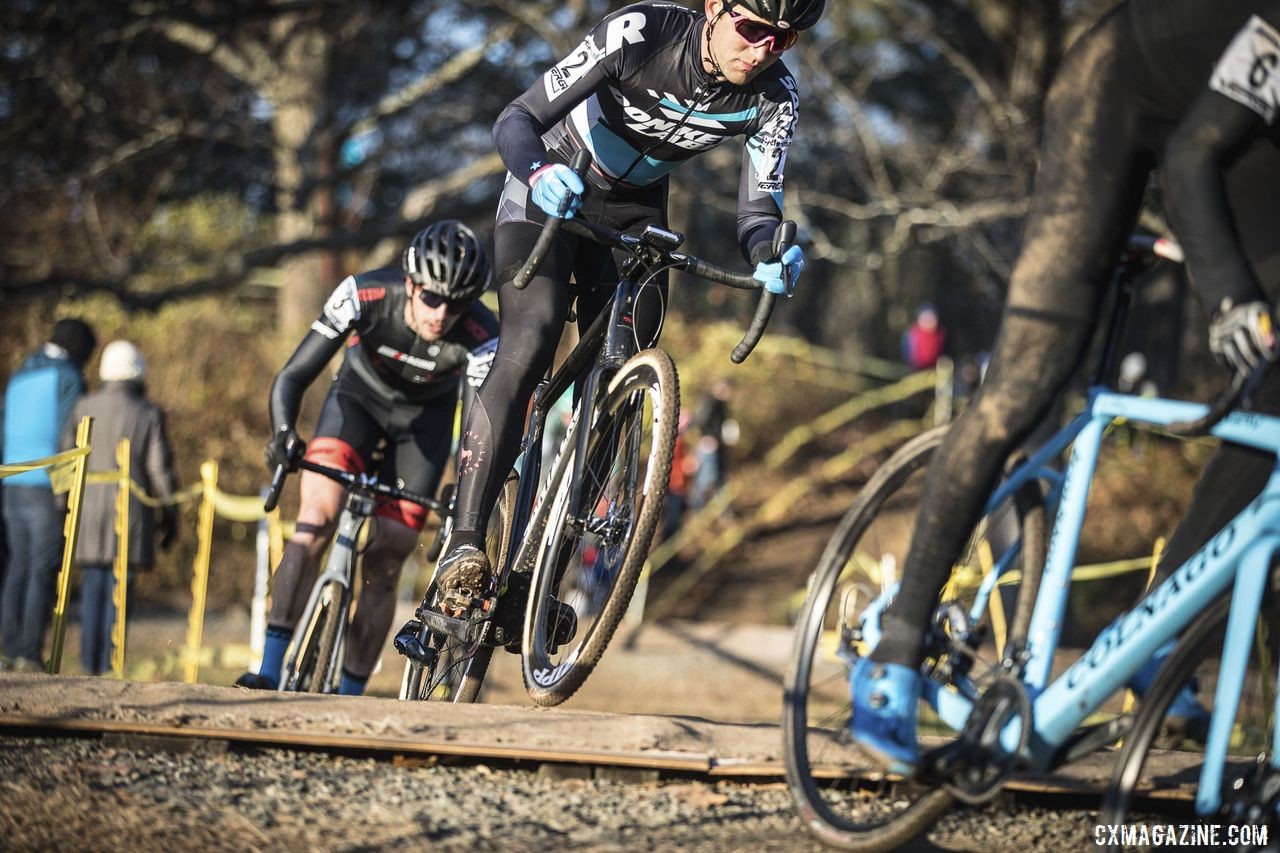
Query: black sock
450 529 485 552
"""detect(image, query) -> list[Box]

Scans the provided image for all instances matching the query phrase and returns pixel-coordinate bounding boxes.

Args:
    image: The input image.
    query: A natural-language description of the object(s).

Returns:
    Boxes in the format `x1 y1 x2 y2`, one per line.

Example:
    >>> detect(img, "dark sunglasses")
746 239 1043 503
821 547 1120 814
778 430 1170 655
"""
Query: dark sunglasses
415 288 467 314
727 9 798 55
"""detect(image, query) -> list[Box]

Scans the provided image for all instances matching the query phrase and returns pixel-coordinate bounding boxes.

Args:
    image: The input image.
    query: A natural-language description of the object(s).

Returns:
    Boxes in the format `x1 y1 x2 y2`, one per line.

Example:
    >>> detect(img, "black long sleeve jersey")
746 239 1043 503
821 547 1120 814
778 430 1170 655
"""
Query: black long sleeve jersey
1125 0 1280 309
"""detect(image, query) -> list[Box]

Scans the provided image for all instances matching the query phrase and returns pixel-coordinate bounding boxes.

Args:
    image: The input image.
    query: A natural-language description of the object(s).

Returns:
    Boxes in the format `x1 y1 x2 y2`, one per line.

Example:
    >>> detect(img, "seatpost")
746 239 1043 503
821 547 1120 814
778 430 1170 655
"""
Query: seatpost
1091 262 1139 388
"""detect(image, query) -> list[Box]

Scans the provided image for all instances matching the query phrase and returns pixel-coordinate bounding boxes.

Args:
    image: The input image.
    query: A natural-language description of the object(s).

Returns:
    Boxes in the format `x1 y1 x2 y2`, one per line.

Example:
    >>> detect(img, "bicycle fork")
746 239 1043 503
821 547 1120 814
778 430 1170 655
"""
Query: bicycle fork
1198 533 1280 815
280 504 365 691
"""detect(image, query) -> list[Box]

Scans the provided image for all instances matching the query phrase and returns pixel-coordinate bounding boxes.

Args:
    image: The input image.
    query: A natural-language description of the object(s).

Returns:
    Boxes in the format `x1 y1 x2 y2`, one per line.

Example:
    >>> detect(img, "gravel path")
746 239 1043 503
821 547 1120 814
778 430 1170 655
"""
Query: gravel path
0 735 1109 852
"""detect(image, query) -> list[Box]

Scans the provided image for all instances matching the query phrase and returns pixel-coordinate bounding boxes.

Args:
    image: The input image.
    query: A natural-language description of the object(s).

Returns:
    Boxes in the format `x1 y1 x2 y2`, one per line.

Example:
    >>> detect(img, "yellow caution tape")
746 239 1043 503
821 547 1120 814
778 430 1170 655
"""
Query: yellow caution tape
0 446 90 476
211 489 272 522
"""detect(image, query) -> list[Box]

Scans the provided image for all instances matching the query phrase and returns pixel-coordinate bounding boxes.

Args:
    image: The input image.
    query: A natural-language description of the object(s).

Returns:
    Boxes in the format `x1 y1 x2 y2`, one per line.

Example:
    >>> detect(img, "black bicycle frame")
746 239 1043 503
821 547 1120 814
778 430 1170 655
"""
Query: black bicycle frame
503 257 651 580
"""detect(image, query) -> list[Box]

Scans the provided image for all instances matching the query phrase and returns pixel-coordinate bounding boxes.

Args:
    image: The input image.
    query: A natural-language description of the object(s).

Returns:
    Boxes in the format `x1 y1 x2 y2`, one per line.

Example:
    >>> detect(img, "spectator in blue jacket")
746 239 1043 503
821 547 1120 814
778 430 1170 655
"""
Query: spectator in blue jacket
1 318 96 671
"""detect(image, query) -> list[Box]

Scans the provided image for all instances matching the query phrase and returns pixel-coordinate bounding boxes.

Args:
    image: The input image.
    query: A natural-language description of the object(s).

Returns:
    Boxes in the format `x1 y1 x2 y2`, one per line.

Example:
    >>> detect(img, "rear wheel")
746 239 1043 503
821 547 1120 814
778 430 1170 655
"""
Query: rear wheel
401 473 516 702
522 349 678 706
784 426 1046 850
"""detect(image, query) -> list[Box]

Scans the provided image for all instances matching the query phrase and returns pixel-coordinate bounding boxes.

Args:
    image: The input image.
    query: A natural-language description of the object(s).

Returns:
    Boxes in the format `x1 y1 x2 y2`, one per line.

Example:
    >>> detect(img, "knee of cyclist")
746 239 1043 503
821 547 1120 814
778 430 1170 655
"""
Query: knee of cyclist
962 392 1019 444
362 538 413 581
287 527 333 558
361 570 398 598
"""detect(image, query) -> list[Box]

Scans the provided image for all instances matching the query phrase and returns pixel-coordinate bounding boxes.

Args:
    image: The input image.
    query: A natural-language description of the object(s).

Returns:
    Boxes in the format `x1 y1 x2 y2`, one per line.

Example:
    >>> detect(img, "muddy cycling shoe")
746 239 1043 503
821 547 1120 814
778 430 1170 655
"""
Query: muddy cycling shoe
435 545 492 616
1127 644 1211 744
235 671 278 690
848 657 921 776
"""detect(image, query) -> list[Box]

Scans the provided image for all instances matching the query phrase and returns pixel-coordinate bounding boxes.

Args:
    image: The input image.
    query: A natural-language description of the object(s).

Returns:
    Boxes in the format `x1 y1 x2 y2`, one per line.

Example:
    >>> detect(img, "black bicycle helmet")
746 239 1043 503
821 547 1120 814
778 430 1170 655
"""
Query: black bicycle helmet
727 0 825 31
401 220 492 301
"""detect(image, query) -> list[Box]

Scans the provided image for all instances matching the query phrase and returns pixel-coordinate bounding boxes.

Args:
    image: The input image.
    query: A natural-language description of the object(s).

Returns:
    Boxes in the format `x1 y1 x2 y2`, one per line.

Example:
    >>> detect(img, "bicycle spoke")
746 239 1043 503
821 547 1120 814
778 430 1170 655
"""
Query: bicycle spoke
522 350 678 705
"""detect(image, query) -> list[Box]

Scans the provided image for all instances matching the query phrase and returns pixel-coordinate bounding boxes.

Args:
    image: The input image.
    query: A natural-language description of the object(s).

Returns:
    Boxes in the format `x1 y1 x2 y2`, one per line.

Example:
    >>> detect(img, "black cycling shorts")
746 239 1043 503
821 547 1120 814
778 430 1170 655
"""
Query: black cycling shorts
307 374 455 531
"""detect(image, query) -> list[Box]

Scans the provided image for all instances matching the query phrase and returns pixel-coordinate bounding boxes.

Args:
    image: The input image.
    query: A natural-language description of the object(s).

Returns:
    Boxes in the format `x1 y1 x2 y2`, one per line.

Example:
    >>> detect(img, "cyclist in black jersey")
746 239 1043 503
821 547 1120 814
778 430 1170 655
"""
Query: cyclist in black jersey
850 1 1280 774
434 0 824 603
236 221 499 695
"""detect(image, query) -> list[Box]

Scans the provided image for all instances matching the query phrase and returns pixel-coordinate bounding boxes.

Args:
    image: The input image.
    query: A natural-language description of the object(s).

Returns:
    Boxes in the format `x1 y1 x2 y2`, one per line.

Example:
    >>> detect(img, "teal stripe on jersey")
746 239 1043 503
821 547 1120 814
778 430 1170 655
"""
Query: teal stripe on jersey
657 97 759 123
587 123 682 185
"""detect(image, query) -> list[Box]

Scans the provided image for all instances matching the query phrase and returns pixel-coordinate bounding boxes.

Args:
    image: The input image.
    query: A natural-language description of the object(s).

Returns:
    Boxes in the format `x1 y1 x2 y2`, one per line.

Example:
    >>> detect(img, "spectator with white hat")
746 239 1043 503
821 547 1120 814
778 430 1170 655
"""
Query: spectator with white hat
62 339 179 675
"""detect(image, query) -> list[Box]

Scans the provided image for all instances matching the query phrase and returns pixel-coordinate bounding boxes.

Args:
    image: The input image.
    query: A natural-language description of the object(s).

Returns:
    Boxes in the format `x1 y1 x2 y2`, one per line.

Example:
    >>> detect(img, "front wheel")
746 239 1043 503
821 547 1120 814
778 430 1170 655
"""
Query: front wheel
292 580 345 694
784 425 1045 850
522 348 678 706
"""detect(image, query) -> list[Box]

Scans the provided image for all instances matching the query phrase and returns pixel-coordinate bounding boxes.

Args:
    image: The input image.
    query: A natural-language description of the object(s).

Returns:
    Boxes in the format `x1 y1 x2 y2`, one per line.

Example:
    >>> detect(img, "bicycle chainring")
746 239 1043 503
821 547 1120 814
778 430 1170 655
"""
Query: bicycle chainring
943 675 1032 805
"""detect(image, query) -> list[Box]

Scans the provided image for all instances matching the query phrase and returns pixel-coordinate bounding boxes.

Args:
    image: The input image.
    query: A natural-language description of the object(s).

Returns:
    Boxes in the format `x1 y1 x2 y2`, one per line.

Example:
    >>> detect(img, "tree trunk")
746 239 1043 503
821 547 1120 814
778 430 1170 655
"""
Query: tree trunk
267 17 335 340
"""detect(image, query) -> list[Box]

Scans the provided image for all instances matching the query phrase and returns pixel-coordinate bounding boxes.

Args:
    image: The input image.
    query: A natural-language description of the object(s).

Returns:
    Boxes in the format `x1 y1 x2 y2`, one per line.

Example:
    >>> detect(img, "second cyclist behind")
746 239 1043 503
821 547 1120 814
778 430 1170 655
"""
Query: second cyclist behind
236 221 499 695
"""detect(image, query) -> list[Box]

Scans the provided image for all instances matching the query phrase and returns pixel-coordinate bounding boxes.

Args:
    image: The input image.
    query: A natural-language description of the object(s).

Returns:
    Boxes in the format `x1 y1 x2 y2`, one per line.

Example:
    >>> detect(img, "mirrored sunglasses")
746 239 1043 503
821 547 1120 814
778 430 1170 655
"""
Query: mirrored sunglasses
416 288 468 314
728 9 798 55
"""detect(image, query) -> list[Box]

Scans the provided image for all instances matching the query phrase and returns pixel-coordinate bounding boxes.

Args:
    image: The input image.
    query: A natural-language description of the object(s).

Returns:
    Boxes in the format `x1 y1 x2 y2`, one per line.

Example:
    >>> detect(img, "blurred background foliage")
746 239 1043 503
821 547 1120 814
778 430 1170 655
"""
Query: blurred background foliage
1 0 1209 614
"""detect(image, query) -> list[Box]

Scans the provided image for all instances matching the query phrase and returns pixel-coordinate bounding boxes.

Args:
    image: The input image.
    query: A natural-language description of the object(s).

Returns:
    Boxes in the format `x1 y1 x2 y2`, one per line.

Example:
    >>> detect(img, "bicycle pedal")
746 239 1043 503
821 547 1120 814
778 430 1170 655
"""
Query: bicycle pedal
393 620 434 665
419 604 489 645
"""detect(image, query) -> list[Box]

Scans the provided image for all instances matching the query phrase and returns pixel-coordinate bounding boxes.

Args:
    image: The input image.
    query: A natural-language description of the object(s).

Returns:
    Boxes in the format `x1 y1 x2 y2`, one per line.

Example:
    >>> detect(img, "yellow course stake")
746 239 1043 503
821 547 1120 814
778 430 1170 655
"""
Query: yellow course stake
185 460 218 683
111 438 131 678
1121 538 1166 720
49 416 93 674
979 540 1008 661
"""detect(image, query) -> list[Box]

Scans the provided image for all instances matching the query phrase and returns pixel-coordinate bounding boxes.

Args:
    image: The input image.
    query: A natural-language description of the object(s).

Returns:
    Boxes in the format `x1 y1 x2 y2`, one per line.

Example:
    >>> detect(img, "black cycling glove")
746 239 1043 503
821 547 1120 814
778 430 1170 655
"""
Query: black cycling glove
264 426 306 473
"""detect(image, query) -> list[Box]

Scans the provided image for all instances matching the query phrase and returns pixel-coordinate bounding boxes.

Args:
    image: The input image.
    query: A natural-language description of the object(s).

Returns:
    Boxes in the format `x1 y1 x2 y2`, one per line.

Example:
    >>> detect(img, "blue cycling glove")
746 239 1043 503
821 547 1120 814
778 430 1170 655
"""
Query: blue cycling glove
530 164 585 219
753 244 805 297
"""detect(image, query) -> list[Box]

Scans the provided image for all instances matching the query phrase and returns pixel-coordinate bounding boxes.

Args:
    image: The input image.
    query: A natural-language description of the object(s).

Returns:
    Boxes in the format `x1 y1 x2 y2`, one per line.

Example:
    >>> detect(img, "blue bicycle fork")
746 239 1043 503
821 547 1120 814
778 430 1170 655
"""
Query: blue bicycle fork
1198 533 1280 814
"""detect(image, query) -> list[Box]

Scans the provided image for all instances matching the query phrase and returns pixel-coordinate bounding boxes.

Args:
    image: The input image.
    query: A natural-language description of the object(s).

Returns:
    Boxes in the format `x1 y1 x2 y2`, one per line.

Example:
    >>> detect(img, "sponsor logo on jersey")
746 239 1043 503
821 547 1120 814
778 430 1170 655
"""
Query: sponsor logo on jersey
375 344 436 374
617 91 736 152
545 11 647 102
465 349 495 388
749 75 798 194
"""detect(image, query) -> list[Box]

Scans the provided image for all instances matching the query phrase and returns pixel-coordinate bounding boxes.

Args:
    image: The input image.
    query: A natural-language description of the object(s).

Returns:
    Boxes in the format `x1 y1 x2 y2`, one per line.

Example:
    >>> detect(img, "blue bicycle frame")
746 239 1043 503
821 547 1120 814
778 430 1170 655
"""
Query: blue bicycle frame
916 386 1280 816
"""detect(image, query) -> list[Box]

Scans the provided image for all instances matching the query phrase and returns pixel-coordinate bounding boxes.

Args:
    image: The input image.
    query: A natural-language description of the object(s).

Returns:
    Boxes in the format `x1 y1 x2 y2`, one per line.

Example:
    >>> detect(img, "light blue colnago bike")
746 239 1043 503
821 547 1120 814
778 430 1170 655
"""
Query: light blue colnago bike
784 236 1280 850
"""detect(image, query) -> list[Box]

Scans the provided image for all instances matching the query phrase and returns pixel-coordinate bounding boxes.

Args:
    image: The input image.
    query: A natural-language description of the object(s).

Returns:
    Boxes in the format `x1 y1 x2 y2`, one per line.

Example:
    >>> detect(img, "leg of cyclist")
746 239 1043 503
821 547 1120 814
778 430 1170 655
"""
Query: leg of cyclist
441 179 667 603
342 516 420 695
343 403 450 695
439 219 575 602
237 387 379 689
849 7 1154 772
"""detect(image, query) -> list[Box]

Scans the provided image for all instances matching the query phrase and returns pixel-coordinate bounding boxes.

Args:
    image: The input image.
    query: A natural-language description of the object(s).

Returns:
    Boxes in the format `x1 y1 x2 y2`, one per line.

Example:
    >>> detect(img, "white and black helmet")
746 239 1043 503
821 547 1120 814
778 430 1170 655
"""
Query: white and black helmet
727 0 825 30
402 220 492 301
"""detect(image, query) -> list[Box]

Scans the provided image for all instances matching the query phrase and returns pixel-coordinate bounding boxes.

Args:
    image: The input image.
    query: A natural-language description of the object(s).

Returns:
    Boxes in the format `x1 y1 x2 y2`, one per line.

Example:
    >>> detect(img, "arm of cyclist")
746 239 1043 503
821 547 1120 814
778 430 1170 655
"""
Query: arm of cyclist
1162 12 1280 373
738 76 804 295
492 8 643 217
265 277 357 471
